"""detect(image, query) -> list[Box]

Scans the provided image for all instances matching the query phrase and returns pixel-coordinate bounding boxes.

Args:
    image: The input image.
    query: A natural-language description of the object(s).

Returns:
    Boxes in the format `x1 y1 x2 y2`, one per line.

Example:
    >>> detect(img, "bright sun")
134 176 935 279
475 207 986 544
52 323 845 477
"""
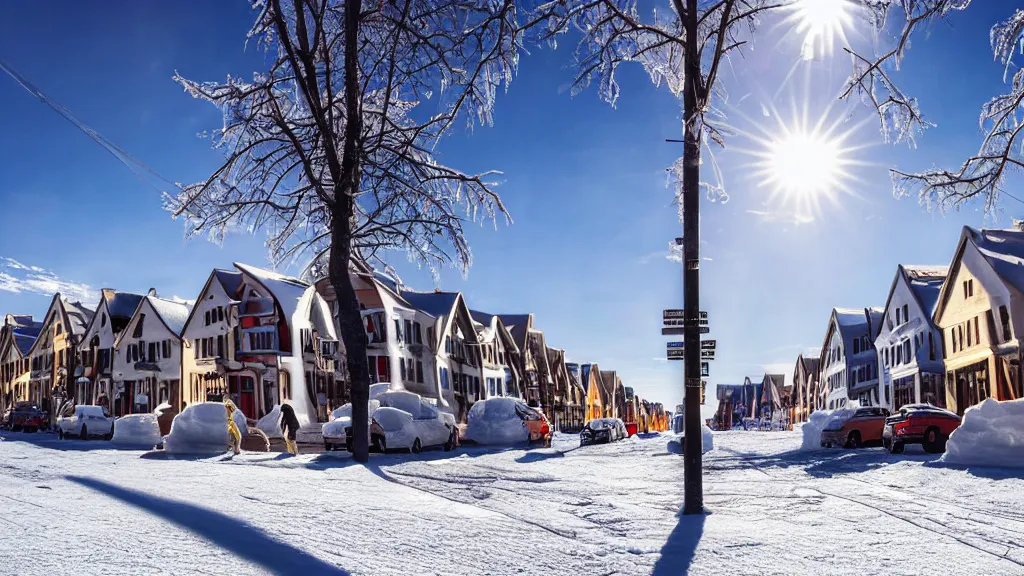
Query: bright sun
783 0 856 59
767 131 842 199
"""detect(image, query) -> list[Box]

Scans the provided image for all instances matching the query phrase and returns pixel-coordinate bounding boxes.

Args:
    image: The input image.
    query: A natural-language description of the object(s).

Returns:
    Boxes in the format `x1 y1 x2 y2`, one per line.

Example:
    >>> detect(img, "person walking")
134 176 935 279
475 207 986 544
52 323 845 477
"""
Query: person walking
225 400 242 455
279 402 301 456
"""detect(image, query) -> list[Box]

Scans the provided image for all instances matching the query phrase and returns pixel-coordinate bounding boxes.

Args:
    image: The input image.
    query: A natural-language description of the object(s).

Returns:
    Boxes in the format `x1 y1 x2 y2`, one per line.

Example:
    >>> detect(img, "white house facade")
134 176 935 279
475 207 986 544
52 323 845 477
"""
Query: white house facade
112 292 190 415
874 265 948 411
819 307 883 410
76 289 144 410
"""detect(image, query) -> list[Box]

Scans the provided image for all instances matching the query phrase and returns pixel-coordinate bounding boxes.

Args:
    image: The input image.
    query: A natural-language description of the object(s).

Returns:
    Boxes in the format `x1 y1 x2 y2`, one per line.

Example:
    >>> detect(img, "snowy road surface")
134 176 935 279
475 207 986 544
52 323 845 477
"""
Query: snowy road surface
1 430 1023 575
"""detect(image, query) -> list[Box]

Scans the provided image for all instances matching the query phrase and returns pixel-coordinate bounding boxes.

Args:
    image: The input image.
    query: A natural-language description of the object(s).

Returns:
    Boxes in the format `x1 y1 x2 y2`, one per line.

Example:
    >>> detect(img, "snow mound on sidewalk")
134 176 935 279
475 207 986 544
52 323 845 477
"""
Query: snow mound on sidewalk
942 398 1024 468
799 409 854 450
257 405 283 439
111 414 162 448
465 398 529 445
666 424 714 454
163 402 237 454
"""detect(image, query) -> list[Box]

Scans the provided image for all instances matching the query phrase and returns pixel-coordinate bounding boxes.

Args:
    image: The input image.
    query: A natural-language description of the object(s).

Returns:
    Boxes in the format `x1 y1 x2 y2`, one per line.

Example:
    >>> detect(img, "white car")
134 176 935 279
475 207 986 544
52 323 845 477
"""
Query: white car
322 399 382 451
57 404 115 440
372 403 457 454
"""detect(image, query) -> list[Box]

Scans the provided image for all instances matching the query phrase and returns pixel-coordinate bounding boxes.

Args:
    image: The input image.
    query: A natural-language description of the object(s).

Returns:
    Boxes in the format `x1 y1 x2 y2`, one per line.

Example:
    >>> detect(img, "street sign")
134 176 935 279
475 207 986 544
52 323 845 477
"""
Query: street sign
700 340 716 350
661 327 685 336
667 348 685 360
701 350 715 360
699 327 710 334
701 362 710 377
667 341 685 349
663 309 686 319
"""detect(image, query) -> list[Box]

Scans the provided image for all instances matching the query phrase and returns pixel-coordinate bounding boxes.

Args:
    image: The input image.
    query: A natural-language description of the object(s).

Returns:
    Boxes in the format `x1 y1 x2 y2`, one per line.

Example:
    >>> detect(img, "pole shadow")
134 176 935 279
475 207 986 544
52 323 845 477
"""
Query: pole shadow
651 511 707 576
66 475 349 575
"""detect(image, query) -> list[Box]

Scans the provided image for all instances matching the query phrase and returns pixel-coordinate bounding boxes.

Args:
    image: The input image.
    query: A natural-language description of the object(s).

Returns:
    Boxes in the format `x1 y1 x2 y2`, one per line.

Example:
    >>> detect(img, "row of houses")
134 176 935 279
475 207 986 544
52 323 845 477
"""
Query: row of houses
0 261 670 435
720 225 1024 429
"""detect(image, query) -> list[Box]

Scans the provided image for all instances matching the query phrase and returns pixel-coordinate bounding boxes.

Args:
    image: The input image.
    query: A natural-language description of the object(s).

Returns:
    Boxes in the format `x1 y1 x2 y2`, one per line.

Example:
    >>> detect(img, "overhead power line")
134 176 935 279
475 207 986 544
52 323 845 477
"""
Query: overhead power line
0 56 180 193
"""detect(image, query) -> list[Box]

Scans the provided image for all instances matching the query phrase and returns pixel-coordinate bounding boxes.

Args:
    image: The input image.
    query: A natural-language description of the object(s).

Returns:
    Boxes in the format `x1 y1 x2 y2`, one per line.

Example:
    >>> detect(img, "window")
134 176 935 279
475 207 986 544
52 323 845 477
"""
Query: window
969 280 974 297
205 310 211 326
194 339 200 359
1000 305 1012 341
966 319 973 347
896 308 902 325
951 328 958 353
975 315 981 345
853 339 860 354
902 304 909 324
408 358 415 382
474 376 480 395
903 340 911 363
445 336 452 354
162 340 171 359
217 307 224 322
404 320 412 345
101 313 107 328
416 360 424 383
440 367 450 389
963 280 969 299
959 324 966 350
400 358 407 380
413 322 422 344
217 335 224 357
928 332 935 361
394 320 403 344
248 330 275 351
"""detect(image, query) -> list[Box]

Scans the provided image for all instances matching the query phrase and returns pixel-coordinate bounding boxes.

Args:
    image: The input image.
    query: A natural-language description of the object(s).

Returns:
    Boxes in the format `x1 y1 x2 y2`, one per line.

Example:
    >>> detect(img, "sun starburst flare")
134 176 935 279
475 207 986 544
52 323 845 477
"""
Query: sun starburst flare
781 0 858 60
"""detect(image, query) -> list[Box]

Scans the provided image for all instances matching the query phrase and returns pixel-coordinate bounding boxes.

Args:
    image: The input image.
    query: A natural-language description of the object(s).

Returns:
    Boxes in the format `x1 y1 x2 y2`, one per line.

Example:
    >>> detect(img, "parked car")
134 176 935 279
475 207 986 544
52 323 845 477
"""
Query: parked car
820 407 890 448
580 418 627 446
6 402 48 432
883 403 962 454
464 398 551 447
322 399 382 451
56 404 115 440
356 404 457 454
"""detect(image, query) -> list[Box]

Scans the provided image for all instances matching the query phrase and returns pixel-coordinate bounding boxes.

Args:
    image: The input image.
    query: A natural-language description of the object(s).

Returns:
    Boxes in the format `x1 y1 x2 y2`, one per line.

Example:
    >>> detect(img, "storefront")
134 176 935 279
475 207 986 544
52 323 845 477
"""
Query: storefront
946 359 990 416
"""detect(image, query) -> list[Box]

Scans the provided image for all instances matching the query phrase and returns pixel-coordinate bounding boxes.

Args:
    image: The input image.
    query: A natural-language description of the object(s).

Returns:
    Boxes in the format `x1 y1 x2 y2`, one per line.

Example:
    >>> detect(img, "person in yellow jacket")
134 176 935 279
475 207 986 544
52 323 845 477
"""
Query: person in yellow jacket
225 400 242 455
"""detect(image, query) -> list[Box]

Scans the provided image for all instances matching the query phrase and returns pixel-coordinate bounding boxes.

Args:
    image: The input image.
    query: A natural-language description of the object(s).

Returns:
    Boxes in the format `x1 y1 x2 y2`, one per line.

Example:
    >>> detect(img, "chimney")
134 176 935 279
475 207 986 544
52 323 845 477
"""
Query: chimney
148 288 158 297
101 288 116 302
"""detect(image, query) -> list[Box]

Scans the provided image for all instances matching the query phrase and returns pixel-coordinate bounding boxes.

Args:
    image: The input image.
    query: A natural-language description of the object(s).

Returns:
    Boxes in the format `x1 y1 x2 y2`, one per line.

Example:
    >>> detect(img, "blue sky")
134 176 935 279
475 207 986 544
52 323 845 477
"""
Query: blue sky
0 1 1020 414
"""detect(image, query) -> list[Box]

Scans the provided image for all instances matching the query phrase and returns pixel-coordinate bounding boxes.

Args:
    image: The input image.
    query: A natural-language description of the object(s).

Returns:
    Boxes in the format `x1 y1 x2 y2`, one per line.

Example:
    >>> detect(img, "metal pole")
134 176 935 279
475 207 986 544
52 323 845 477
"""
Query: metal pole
682 0 704 515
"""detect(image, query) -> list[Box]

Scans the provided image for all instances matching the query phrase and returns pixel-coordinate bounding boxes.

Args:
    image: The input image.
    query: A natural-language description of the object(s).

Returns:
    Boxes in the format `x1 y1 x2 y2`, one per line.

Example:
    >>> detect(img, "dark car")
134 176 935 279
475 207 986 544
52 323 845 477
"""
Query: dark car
8 402 48 433
580 418 626 446
883 403 962 454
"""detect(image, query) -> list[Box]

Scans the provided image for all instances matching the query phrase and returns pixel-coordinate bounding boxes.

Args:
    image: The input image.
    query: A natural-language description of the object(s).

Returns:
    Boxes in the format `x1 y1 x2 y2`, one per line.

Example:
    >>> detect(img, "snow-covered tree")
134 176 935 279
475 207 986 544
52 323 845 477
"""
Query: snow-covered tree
168 0 520 462
843 1 1024 213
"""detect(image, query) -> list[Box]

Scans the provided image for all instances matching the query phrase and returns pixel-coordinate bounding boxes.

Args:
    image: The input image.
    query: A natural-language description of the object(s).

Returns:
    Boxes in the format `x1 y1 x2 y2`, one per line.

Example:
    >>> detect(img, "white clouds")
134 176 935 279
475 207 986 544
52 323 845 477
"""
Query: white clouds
0 257 95 303
746 209 814 225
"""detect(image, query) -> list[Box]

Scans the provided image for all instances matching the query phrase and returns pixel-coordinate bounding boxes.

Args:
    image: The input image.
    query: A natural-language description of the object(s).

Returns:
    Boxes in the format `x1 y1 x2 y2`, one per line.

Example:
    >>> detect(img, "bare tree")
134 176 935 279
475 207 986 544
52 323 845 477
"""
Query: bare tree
168 0 520 462
527 0 787 514
843 2 1024 214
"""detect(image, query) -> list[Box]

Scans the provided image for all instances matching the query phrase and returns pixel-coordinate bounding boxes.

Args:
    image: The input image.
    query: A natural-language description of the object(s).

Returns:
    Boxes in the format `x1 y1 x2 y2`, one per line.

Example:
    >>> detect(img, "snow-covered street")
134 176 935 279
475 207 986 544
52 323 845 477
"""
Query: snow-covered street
2 430 1023 575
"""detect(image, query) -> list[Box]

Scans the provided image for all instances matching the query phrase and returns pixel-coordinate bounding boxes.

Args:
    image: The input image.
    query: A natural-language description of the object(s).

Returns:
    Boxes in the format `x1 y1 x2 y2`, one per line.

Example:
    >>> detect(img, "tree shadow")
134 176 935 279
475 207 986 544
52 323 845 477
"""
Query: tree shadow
0 430 119 452
714 446 938 479
923 460 1024 480
66 475 349 575
651 510 706 576
515 450 567 464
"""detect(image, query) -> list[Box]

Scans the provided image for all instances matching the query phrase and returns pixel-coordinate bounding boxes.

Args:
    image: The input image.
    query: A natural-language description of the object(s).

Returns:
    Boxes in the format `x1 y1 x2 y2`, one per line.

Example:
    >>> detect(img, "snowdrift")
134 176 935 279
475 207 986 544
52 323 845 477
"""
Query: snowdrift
942 398 1024 468
111 414 162 448
667 424 714 454
799 409 855 451
465 398 529 445
163 402 244 454
257 405 283 439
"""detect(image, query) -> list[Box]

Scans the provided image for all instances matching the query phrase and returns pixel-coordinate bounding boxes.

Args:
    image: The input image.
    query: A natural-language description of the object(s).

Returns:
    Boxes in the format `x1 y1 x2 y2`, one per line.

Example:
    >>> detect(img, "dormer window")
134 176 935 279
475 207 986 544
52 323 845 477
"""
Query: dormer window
133 314 145 338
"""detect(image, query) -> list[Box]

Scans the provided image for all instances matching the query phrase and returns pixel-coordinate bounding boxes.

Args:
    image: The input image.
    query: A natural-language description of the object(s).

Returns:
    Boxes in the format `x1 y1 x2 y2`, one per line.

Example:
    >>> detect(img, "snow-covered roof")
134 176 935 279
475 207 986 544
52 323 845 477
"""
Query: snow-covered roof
834 308 868 326
107 292 145 319
470 310 496 326
968 228 1024 295
398 290 458 319
147 296 192 336
234 263 310 323
62 300 95 336
213 269 243 299
497 314 531 348
904 265 947 316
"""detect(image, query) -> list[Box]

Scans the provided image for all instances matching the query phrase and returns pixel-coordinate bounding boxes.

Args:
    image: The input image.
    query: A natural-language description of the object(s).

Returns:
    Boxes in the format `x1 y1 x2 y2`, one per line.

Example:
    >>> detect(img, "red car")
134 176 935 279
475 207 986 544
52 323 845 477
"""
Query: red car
882 403 961 454
7 402 48 433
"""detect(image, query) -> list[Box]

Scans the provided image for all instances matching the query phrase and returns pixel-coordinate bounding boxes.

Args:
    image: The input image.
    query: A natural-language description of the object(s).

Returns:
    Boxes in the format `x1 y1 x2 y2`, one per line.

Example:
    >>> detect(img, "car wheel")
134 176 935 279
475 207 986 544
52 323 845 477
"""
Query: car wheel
889 441 905 454
104 430 113 441
376 436 386 453
58 429 64 440
80 425 88 441
443 431 455 452
411 438 422 454
922 427 943 454
845 432 861 449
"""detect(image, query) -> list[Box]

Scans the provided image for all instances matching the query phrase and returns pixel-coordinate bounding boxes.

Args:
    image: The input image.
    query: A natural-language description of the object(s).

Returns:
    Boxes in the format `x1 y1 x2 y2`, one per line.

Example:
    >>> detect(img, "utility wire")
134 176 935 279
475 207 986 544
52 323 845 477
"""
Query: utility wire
0 56 181 194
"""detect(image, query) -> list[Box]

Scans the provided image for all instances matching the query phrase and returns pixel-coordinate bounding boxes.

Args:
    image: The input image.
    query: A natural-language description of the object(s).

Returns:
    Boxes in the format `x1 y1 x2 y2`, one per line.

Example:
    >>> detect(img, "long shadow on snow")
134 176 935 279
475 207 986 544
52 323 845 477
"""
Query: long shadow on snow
714 446 939 479
301 443 508 471
0 430 120 452
66 475 349 575
651 511 706 576
923 460 1024 480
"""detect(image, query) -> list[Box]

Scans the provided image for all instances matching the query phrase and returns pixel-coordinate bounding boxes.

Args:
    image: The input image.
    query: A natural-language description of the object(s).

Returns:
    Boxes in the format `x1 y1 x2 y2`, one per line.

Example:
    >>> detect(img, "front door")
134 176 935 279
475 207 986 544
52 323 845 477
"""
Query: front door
239 376 256 419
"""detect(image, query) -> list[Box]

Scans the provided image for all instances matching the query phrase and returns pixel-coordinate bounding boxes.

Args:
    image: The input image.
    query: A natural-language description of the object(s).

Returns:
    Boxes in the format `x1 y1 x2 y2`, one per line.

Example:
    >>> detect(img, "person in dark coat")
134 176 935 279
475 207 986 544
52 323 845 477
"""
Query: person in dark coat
279 403 301 455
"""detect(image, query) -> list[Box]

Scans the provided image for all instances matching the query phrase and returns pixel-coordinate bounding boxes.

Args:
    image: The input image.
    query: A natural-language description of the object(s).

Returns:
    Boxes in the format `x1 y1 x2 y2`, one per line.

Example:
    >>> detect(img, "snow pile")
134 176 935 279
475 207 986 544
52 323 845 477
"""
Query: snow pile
377 391 428 418
942 398 1024 468
111 414 162 448
465 398 529 445
163 402 237 454
257 405 283 439
369 382 392 399
666 424 714 454
800 410 836 451
372 406 416 447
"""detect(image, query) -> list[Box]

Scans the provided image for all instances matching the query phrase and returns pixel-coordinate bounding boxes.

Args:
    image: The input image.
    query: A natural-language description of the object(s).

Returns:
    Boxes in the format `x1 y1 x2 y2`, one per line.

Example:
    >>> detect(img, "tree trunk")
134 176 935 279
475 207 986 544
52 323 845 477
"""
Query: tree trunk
681 0 704 515
331 0 370 463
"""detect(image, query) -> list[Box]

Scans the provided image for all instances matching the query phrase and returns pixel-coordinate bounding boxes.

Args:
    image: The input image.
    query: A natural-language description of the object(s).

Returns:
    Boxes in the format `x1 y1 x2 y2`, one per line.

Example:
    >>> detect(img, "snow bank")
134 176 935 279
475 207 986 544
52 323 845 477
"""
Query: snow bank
163 402 234 455
111 414 162 448
799 409 854 450
942 398 1024 468
257 405 283 439
465 398 529 445
667 424 714 454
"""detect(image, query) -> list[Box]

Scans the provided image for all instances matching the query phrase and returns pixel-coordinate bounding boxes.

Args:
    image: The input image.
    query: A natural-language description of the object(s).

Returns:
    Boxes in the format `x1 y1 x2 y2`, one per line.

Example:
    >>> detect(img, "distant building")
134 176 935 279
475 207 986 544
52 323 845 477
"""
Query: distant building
25 295 94 424
874 265 947 412
0 314 42 412
818 307 883 409
791 355 819 424
76 289 145 409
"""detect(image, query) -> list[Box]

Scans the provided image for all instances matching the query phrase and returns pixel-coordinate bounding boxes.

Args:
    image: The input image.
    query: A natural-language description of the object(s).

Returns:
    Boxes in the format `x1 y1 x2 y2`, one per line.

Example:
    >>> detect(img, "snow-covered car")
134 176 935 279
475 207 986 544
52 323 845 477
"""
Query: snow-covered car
7 402 48 432
111 413 163 448
162 402 248 454
57 404 115 440
464 397 551 446
322 399 381 451
369 404 457 454
580 418 627 446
